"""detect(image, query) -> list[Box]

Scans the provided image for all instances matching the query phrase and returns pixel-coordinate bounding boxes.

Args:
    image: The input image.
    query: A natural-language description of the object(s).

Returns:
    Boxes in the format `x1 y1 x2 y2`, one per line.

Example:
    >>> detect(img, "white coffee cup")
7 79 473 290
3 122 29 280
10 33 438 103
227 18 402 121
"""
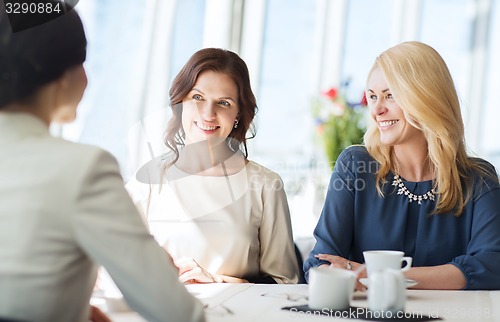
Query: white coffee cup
308 266 356 310
363 250 412 277
368 268 406 315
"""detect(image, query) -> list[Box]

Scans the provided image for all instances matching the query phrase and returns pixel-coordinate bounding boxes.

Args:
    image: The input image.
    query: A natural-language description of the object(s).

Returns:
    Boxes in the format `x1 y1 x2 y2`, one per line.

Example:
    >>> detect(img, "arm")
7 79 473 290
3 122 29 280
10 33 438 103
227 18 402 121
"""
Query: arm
175 257 249 284
258 174 298 284
303 149 356 281
72 150 205 322
408 173 500 290
447 181 500 289
405 265 466 289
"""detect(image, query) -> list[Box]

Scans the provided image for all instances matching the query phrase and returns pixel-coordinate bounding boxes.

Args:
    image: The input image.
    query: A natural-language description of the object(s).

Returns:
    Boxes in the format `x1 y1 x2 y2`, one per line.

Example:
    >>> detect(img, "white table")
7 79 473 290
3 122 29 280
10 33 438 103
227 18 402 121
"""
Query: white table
98 284 500 322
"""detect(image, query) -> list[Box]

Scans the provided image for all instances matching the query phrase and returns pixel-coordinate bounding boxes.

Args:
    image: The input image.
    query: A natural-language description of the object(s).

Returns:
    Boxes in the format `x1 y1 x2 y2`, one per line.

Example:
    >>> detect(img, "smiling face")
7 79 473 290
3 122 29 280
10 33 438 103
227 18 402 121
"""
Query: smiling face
181 70 239 145
366 67 424 147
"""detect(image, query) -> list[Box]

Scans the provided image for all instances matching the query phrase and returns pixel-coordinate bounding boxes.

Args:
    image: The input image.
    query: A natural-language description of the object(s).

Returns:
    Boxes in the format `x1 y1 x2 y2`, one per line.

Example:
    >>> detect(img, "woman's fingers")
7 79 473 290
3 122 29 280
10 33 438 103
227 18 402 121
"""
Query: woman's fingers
179 266 201 284
315 253 367 278
174 257 198 275
314 254 338 265
179 266 215 284
355 279 367 292
315 254 350 268
176 257 218 283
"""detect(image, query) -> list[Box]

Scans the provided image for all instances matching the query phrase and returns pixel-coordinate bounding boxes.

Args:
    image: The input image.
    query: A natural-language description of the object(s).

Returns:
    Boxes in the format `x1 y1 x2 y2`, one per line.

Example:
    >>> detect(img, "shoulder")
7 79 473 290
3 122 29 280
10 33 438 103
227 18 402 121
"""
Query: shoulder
48 138 118 169
469 157 498 176
337 145 373 163
134 155 168 185
131 151 178 184
38 140 123 195
468 157 500 197
244 160 286 193
334 145 378 175
245 160 283 181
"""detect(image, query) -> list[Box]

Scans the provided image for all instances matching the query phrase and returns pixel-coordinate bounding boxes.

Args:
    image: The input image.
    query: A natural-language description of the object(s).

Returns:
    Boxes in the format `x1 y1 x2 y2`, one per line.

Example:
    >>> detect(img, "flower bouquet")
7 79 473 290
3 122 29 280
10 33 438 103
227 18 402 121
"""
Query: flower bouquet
312 86 367 169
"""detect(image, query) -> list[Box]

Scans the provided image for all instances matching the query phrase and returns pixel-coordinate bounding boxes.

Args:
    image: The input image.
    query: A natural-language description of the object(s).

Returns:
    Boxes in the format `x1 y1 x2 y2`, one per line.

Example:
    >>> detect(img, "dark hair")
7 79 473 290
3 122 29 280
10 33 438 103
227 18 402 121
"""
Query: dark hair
0 3 87 108
165 48 258 164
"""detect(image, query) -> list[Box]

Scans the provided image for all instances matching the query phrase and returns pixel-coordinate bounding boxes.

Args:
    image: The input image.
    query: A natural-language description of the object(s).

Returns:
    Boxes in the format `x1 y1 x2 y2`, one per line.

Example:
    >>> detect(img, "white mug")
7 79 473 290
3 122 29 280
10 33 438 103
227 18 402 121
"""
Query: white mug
368 268 406 315
308 266 356 310
363 250 412 277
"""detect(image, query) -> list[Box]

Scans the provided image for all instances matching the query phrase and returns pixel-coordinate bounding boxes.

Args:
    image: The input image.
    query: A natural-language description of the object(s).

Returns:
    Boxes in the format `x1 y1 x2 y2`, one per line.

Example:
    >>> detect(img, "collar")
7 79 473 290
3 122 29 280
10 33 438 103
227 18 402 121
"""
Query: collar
0 112 50 139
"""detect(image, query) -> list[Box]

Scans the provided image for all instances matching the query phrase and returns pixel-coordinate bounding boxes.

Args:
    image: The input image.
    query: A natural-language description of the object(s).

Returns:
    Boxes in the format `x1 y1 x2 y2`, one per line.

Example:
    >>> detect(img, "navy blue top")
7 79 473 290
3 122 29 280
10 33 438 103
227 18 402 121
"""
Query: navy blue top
303 146 500 290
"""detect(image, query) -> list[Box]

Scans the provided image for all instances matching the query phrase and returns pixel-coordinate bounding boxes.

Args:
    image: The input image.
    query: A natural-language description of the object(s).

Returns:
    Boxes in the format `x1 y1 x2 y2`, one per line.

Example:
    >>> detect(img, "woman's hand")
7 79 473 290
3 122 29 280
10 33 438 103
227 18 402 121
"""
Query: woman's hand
175 257 223 284
315 254 367 291
89 305 111 322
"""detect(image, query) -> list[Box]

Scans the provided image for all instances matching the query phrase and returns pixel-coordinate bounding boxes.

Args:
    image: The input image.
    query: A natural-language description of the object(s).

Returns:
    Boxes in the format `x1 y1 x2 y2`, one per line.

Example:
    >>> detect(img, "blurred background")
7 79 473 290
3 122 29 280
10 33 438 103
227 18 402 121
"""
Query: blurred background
59 0 500 244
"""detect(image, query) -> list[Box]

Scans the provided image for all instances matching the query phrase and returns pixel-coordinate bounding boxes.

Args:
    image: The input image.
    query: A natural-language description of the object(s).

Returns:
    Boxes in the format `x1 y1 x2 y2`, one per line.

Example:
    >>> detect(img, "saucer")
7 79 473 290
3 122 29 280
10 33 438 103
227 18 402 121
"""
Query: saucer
359 278 418 288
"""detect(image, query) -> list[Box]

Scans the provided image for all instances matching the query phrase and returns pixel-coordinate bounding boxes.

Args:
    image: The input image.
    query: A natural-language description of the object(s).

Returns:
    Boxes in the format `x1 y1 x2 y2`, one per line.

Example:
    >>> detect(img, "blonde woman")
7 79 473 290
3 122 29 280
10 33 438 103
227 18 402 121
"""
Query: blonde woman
304 41 500 290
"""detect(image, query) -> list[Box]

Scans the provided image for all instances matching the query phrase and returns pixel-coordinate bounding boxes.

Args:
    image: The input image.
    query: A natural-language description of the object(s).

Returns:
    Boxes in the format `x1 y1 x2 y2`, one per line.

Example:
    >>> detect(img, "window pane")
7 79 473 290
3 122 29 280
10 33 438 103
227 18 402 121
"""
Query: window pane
482 0 500 167
65 1 206 180
420 0 472 112
169 0 206 83
342 0 394 100
65 0 148 170
255 0 319 157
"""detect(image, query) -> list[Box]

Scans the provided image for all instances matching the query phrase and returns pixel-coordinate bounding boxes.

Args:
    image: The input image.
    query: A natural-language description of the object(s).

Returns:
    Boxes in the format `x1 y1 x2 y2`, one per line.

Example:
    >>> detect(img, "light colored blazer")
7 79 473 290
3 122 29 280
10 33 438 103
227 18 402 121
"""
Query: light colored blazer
0 113 205 322
127 160 299 284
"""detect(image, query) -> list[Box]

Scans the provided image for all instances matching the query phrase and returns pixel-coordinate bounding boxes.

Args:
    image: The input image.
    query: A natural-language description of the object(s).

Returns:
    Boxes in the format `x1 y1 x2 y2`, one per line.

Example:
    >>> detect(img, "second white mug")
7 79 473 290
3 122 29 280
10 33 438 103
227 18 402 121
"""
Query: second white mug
368 268 406 315
363 250 412 277
308 266 357 310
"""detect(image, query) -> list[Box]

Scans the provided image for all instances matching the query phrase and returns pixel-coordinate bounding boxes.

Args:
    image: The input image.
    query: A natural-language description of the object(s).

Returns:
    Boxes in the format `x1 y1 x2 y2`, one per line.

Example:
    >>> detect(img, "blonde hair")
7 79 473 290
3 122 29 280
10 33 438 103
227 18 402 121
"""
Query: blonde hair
365 41 487 215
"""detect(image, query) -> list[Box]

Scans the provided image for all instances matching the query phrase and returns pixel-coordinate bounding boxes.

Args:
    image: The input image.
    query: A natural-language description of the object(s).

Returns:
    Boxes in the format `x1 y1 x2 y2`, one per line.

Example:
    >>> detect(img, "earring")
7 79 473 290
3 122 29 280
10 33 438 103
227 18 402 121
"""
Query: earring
234 119 239 129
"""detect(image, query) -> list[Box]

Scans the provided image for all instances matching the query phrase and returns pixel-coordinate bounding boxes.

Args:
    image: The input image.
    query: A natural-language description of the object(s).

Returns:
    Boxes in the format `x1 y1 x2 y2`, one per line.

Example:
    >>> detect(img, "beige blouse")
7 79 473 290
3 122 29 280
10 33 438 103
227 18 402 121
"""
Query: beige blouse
126 160 298 284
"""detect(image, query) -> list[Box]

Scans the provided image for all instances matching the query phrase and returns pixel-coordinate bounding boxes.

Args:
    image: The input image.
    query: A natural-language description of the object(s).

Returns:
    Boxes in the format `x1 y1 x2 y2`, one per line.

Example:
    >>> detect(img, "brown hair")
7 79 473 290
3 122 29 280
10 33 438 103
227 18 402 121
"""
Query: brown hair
165 48 258 165
0 3 86 108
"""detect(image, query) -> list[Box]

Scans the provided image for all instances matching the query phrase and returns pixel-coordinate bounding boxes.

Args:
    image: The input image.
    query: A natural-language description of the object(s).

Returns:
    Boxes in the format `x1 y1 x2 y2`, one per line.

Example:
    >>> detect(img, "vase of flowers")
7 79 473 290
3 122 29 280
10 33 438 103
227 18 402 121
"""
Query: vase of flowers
312 86 367 169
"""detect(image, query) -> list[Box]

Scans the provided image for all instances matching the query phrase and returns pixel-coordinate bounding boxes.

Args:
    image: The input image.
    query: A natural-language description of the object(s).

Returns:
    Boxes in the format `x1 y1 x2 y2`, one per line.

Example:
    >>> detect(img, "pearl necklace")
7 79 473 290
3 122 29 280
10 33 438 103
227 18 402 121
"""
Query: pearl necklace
392 174 436 205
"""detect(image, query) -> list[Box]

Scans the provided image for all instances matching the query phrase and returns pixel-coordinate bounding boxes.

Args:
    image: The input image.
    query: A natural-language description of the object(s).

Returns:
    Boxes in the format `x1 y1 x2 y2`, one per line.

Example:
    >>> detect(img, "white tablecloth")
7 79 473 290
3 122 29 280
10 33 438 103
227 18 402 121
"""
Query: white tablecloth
95 284 500 322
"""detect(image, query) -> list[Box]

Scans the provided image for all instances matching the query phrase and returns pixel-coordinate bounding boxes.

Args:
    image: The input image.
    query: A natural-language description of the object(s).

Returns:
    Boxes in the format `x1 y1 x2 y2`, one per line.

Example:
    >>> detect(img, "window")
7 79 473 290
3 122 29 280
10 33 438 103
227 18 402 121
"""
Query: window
482 0 500 164
64 0 149 179
65 0 500 212
341 0 394 100
252 0 319 158
69 0 206 180
420 0 472 113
